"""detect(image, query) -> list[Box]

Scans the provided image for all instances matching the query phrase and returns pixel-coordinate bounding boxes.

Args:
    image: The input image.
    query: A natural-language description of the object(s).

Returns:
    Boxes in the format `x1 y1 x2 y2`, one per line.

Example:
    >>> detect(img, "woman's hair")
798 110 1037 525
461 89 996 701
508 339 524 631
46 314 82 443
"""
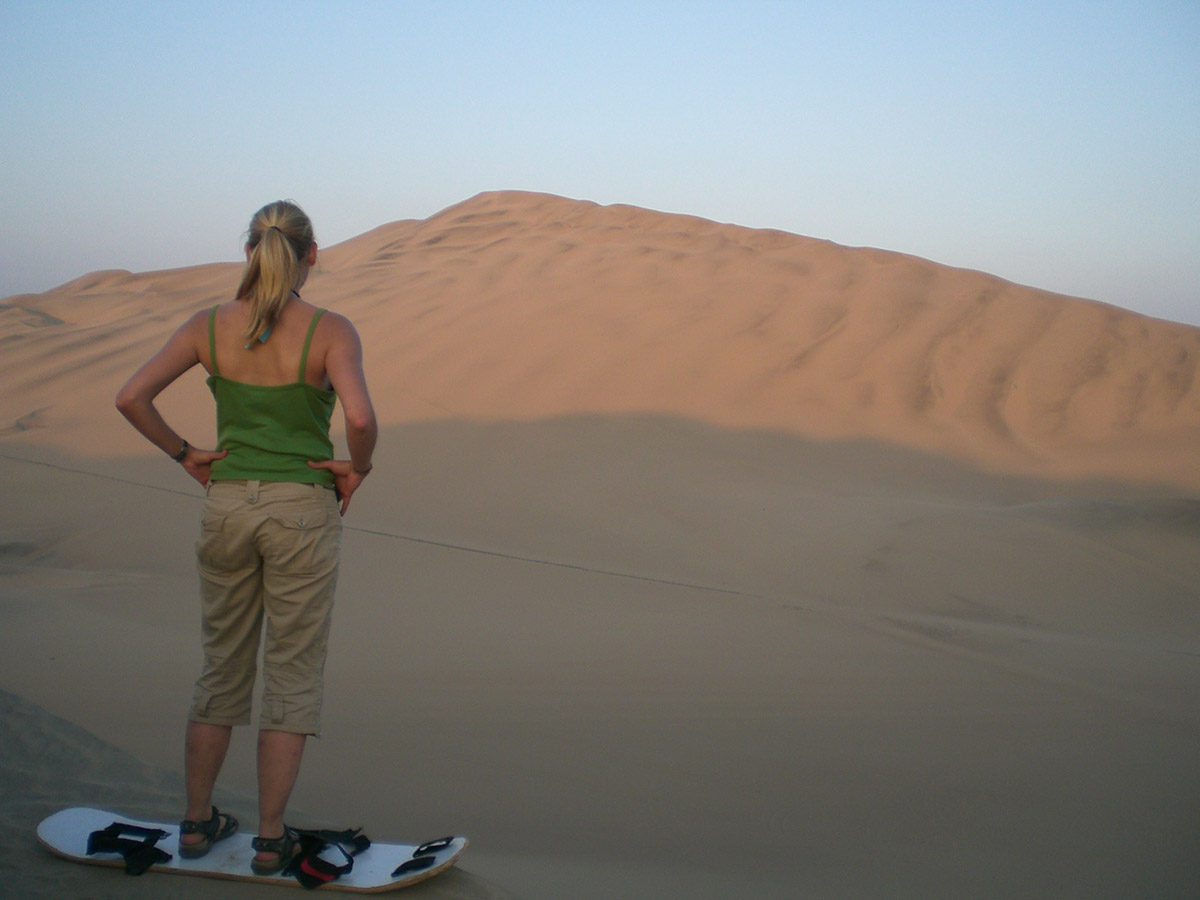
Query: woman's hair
236 200 315 344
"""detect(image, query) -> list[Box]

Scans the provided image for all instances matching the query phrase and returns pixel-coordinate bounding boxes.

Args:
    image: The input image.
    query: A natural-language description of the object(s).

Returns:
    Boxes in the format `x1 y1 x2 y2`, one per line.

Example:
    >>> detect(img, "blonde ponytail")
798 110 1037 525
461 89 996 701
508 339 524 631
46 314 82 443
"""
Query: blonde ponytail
236 201 315 345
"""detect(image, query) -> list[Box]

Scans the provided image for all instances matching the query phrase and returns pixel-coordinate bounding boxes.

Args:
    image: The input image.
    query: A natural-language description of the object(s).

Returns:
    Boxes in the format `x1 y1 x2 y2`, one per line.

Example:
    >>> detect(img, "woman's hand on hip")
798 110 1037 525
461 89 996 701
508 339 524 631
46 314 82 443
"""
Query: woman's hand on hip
307 459 368 516
182 448 227 487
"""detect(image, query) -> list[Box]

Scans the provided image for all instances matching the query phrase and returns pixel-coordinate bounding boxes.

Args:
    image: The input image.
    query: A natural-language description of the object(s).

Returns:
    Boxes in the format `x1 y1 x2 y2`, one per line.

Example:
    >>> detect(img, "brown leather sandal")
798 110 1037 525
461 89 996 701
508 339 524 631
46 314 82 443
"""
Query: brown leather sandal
178 806 238 859
251 827 297 875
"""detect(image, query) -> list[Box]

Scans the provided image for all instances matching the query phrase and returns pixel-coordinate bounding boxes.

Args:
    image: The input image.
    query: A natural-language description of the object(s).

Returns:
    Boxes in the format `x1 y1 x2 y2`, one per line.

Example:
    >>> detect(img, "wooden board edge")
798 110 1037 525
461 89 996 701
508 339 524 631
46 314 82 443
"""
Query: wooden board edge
349 840 469 894
37 832 123 870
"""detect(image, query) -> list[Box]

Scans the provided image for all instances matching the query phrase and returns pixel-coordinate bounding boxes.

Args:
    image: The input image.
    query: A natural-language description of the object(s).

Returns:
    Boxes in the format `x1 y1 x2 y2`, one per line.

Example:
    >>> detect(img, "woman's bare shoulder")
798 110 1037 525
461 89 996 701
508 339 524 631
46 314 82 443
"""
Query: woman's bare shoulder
178 305 216 338
315 308 362 344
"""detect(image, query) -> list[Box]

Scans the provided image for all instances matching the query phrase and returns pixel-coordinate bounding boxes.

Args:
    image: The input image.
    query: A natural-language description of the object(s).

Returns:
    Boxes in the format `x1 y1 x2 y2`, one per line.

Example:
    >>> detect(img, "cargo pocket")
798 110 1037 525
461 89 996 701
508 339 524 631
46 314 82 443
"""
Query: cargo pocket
190 684 213 718
263 695 285 725
265 506 340 576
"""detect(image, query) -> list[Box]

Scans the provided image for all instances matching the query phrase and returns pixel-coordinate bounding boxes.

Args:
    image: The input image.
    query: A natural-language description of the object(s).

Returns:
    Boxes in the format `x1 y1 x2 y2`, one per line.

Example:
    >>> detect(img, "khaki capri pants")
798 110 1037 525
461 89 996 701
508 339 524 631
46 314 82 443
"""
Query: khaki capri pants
191 480 342 736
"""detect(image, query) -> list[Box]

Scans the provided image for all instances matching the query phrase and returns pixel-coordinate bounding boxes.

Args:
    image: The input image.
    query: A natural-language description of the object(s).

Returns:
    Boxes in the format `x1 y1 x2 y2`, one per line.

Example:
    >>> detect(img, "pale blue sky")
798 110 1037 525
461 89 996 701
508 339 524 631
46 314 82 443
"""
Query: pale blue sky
2 0 1197 324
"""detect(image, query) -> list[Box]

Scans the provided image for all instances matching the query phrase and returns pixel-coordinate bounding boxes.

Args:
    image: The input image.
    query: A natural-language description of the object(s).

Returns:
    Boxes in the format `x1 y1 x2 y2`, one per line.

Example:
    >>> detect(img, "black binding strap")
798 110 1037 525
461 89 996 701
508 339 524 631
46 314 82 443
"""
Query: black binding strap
415 835 455 855
282 827 371 890
86 822 172 876
391 836 456 877
393 854 437 876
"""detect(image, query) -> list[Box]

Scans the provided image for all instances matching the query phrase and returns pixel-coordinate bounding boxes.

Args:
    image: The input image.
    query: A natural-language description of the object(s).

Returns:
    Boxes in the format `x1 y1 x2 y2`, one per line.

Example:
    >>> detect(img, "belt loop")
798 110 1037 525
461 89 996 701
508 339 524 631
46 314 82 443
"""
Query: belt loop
245 480 260 504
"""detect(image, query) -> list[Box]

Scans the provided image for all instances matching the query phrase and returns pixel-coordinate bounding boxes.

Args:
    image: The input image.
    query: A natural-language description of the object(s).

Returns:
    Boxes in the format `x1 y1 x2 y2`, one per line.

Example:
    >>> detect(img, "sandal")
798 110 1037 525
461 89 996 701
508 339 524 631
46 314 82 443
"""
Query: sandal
178 806 239 859
251 827 297 875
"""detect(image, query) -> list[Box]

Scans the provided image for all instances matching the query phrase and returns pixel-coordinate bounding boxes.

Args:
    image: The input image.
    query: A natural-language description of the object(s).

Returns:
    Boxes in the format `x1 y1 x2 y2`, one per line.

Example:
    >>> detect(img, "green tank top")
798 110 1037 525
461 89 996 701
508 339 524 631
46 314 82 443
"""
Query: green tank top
206 305 337 487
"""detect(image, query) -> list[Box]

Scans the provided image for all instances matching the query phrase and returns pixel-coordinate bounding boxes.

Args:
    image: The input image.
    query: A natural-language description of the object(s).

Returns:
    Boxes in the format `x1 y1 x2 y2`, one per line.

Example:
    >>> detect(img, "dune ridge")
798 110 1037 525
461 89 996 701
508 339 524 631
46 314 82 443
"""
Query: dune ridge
2 190 1197 489
3 191 1199 898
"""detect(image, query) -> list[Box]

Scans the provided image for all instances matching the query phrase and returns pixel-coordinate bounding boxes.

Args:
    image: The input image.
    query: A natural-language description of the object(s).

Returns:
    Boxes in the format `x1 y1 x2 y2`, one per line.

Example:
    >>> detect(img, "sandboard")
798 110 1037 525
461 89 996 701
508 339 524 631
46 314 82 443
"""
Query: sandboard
37 807 467 893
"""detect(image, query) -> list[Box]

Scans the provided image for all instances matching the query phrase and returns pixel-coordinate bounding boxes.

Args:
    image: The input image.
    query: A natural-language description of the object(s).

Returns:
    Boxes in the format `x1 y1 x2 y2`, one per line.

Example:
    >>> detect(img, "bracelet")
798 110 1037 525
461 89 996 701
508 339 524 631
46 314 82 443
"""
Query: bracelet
171 440 189 463
352 463 373 476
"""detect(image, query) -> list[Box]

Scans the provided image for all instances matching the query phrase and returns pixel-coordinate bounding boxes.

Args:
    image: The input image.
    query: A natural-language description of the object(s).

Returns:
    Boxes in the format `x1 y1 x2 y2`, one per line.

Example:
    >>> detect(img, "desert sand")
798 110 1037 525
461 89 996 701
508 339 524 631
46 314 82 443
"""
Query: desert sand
1 191 1198 898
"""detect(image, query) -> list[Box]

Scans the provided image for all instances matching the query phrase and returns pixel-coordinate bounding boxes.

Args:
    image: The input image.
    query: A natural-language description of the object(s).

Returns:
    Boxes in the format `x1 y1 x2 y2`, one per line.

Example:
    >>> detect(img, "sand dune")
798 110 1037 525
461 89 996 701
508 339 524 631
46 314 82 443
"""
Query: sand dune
2 192 1199 898
2 421 1198 899
3 190 1198 488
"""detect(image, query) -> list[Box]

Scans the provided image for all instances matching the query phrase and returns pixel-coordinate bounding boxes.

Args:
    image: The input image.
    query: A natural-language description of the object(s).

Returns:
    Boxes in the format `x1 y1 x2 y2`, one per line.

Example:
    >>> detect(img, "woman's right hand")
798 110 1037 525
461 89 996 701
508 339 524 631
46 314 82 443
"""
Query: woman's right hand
307 459 368 515
182 447 228 487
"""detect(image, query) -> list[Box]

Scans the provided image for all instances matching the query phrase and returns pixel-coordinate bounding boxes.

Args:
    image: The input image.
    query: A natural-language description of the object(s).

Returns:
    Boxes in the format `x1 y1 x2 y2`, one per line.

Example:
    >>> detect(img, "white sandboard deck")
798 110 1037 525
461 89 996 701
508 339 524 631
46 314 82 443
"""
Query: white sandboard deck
37 806 467 893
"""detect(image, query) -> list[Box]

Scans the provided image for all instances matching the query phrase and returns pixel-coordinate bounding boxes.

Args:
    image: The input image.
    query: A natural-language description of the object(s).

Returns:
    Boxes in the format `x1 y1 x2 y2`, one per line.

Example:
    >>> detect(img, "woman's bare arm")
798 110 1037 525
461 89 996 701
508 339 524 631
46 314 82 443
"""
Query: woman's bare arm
307 312 377 514
115 311 226 485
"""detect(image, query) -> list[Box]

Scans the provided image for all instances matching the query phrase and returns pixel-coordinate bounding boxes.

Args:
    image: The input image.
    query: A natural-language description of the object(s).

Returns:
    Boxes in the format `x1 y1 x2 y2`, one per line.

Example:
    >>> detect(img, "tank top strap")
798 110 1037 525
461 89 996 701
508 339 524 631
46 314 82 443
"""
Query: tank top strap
298 308 327 383
207 306 220 376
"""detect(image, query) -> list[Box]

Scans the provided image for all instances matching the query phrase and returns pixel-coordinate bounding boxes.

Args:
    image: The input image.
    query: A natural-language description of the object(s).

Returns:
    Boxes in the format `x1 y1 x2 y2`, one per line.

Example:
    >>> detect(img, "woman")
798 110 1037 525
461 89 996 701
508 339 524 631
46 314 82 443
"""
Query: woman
116 200 377 873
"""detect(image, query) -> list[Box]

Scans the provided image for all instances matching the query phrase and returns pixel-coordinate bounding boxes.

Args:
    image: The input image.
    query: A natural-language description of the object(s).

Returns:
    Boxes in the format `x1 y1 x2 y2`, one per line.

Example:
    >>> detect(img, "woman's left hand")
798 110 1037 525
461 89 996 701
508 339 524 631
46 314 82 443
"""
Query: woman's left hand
307 459 368 515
